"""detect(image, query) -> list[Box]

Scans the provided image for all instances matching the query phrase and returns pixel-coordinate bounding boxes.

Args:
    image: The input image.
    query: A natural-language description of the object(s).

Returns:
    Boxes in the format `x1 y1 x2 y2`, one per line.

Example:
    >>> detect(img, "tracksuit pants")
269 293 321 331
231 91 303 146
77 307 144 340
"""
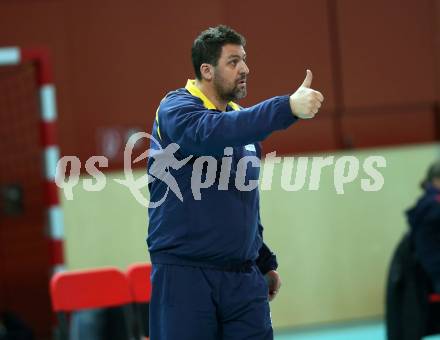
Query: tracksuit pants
149 263 273 340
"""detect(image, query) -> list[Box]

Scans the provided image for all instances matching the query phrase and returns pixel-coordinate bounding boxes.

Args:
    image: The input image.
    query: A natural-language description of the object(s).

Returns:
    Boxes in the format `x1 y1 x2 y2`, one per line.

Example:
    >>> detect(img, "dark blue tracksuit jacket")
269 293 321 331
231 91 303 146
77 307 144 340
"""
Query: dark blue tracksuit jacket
147 79 297 273
407 185 440 292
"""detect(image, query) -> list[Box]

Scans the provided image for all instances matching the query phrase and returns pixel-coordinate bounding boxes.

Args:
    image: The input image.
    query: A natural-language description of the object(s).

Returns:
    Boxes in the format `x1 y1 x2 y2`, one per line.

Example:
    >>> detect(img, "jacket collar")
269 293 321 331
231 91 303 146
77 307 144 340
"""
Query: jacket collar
185 79 240 111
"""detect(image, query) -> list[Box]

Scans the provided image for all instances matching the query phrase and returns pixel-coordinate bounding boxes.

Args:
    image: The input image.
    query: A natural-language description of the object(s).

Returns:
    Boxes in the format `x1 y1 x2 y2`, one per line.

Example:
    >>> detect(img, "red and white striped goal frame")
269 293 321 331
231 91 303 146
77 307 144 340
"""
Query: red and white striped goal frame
0 47 64 273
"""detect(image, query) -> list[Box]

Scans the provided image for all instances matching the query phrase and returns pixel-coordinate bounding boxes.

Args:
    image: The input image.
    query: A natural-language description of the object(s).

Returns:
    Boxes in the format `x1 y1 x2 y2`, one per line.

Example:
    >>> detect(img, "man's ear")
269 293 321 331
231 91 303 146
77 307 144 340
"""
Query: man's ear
200 63 213 81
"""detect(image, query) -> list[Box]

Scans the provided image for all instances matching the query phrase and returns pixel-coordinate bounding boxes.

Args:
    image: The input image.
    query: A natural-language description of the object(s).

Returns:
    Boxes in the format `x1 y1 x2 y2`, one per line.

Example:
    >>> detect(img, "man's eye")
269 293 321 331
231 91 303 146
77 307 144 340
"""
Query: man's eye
230 60 238 66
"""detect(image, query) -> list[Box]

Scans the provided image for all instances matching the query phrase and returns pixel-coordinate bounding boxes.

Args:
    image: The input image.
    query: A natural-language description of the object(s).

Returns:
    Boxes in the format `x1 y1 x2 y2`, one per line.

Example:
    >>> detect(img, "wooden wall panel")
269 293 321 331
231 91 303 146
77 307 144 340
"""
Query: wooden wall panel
0 0 437 160
0 0 75 156
337 0 437 109
225 0 336 154
65 0 224 163
341 109 435 148
263 115 337 154
225 0 335 111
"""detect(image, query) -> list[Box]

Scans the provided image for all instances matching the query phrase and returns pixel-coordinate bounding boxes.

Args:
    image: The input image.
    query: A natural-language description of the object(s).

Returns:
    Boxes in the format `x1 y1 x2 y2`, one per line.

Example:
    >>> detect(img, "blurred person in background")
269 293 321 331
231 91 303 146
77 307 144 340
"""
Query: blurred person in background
0 311 33 340
408 160 440 294
69 308 128 340
147 25 324 340
386 160 440 339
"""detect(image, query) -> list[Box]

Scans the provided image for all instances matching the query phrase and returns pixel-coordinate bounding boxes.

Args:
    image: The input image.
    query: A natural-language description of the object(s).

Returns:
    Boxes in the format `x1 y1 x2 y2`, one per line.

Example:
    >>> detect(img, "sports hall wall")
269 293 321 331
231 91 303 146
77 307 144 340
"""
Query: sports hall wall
0 0 438 159
62 143 440 328
1 0 440 333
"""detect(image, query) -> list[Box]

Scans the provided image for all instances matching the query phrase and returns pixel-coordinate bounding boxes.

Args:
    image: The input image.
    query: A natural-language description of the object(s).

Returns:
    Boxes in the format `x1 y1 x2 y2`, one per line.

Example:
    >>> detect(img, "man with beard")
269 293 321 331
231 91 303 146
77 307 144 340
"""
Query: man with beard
147 25 324 340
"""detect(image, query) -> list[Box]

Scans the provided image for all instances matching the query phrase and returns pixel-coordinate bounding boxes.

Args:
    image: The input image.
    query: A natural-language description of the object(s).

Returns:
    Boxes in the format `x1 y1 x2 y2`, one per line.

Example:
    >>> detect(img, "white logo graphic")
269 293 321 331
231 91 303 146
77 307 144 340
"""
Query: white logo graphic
114 132 192 208
54 131 387 207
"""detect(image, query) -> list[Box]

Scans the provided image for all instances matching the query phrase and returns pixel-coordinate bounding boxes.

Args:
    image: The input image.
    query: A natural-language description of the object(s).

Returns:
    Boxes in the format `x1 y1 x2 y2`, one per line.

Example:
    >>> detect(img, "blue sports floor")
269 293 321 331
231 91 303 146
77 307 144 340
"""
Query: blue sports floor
274 321 440 340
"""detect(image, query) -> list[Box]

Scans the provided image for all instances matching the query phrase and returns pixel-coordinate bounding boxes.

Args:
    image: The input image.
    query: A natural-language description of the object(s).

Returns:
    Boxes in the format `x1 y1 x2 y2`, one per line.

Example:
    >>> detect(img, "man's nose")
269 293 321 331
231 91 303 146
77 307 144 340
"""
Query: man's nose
241 61 250 75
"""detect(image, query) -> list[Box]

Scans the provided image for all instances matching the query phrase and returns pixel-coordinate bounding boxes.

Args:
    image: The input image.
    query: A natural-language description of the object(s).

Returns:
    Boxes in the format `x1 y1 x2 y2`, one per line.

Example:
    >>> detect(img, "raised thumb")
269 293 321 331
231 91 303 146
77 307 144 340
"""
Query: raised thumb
301 69 313 88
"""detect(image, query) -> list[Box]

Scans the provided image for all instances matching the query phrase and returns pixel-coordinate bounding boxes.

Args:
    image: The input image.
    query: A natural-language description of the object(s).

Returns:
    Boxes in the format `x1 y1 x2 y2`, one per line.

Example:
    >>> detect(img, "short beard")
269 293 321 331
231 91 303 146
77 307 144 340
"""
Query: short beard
213 71 247 103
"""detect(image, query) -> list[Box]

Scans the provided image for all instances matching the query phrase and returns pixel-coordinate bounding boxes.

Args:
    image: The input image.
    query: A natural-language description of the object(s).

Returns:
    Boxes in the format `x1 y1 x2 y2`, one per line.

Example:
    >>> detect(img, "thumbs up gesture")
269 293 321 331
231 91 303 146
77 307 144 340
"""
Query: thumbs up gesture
289 70 324 119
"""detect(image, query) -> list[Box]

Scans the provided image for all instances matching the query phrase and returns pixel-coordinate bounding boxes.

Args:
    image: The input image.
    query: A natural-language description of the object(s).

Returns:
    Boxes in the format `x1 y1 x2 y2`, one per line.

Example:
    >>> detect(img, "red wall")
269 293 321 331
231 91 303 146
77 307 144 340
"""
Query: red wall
0 0 438 162
337 0 438 148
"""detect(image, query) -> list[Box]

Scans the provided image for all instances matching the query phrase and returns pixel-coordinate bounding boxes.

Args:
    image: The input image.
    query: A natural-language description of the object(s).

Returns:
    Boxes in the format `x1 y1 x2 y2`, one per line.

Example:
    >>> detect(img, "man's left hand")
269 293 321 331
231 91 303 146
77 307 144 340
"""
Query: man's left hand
264 270 281 302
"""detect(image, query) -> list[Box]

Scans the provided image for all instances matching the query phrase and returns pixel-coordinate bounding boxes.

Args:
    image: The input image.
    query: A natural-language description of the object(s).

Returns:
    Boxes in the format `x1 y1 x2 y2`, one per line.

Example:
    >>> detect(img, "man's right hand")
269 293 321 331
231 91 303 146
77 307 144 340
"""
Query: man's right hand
289 69 324 119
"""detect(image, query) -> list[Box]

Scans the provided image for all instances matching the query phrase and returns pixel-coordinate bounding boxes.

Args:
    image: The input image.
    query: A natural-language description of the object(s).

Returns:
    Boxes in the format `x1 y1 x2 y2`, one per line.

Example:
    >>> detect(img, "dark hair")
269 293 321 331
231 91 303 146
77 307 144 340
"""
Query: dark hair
421 159 440 189
191 25 246 80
